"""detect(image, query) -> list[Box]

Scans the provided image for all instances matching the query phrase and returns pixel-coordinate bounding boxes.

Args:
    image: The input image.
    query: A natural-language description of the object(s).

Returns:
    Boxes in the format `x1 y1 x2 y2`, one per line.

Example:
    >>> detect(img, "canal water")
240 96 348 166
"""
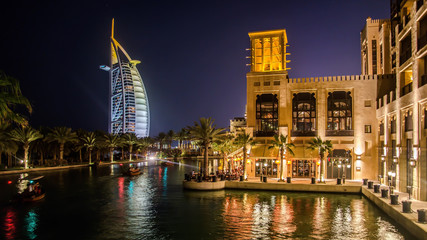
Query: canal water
0 161 415 239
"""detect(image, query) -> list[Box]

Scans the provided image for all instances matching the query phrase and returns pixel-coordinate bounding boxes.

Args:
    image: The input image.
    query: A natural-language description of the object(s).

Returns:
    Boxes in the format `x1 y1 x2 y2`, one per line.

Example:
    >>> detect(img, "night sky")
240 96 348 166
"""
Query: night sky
0 1 389 137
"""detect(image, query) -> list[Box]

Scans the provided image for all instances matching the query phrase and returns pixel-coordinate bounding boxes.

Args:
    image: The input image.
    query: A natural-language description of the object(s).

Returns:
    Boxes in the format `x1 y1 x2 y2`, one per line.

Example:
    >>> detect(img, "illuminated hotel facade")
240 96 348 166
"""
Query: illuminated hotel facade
238 0 427 201
101 19 150 137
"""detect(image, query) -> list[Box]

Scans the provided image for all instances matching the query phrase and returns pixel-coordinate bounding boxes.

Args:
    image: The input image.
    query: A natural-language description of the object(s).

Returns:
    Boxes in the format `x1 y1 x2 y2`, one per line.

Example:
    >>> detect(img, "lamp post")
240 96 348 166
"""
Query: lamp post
408 158 416 199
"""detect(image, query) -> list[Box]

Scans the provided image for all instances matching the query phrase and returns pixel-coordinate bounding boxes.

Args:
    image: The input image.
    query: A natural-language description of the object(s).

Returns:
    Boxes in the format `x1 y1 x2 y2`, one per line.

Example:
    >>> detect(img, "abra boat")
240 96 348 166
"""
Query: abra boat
161 161 174 166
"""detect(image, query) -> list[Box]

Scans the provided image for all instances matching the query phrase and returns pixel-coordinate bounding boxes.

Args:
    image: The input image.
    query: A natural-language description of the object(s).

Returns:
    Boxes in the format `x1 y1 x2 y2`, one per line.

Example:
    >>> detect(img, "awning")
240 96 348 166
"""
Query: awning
249 145 279 159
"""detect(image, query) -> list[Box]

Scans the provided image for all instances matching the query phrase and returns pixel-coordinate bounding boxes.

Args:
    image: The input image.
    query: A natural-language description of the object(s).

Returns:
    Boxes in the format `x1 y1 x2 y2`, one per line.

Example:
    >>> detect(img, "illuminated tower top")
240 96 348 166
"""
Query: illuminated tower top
248 29 290 73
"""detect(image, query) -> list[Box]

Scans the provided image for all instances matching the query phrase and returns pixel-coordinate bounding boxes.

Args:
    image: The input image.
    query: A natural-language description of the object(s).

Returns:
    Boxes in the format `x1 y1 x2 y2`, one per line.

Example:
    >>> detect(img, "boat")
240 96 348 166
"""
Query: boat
22 192 46 202
13 176 46 203
161 161 174 166
122 168 142 176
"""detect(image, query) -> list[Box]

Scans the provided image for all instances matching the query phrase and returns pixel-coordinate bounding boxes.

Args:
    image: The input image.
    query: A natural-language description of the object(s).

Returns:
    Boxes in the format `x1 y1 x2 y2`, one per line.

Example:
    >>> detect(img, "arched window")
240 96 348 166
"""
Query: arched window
256 94 278 136
327 91 352 132
292 93 316 136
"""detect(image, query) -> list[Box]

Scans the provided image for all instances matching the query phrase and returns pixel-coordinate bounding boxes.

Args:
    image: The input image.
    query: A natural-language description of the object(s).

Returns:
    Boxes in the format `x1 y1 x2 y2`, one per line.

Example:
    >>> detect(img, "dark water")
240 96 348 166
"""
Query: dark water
0 161 415 240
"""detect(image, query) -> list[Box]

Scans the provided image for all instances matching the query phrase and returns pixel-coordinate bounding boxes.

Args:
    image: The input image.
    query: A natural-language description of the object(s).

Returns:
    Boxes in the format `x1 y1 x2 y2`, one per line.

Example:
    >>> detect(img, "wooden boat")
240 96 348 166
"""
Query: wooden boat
123 168 142 176
13 175 46 203
22 192 45 202
161 161 174 167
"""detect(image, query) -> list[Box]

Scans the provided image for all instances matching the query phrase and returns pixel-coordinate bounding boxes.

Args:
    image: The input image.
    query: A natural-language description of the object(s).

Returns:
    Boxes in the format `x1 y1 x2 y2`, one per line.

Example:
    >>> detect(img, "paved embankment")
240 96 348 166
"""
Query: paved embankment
225 181 361 193
362 184 427 240
0 160 147 176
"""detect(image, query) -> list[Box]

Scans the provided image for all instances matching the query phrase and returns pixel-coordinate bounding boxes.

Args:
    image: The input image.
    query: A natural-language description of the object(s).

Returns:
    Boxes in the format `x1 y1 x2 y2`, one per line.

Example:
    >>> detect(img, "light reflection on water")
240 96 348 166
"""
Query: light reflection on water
0 162 415 239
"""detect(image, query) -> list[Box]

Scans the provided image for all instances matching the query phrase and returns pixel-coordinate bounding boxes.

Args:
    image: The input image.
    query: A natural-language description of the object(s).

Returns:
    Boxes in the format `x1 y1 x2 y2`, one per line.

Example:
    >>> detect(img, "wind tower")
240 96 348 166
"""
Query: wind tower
246 29 290 139
100 19 150 137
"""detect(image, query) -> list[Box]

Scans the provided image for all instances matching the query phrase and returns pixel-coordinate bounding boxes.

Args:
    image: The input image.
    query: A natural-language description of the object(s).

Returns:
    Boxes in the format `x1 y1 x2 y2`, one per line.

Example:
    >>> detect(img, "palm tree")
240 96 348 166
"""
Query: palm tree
166 130 175 149
0 71 32 127
234 133 255 181
75 129 87 163
212 134 236 172
136 137 152 160
101 133 121 163
269 134 295 181
188 118 224 178
156 132 167 153
0 124 18 167
175 128 187 149
307 136 333 183
9 126 43 169
81 132 96 164
45 127 77 165
121 133 138 161
32 138 47 166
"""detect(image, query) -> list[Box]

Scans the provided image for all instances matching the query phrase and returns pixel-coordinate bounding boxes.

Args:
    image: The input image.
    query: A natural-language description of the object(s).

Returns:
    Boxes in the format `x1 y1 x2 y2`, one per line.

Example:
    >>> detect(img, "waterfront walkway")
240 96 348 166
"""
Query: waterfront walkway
0 160 146 176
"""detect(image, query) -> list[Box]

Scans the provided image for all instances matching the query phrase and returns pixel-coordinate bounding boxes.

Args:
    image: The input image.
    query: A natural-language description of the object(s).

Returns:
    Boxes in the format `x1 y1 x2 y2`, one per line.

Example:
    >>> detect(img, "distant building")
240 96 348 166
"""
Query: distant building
101 19 150 137
229 117 246 135
360 17 391 75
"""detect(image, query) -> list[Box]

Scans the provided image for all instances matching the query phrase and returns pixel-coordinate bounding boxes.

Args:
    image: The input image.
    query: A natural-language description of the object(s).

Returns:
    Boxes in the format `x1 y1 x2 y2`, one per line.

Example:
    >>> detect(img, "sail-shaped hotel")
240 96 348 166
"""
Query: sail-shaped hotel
101 19 150 137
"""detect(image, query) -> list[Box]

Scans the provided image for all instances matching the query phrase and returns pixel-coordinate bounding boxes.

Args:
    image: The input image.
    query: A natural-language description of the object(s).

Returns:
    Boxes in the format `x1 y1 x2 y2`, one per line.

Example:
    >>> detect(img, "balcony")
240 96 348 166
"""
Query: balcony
401 82 413 96
255 131 277 137
291 130 317 137
325 130 354 137
419 33 427 51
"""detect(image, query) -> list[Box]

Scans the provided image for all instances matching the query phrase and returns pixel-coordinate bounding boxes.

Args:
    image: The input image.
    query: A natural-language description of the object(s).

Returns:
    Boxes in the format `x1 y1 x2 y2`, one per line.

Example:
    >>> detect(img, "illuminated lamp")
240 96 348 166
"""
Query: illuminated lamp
337 164 342 168
356 155 361 160
393 157 398 163
381 156 385 161
264 163 268 167
316 161 320 166
256 163 259 166
409 158 416 167
247 160 251 163
8 180 12 184
287 160 291 165
413 147 419 160
275 160 280 164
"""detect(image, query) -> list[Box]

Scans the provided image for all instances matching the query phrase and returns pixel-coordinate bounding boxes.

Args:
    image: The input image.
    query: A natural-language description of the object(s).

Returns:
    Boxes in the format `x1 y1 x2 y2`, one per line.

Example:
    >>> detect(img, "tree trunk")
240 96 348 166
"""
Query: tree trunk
243 146 247 180
203 144 209 178
79 149 82 163
280 148 284 181
121 147 124 161
129 146 133 161
8 153 12 167
24 145 29 169
59 143 64 161
319 152 325 183
88 149 92 164
40 151 44 166
110 148 114 163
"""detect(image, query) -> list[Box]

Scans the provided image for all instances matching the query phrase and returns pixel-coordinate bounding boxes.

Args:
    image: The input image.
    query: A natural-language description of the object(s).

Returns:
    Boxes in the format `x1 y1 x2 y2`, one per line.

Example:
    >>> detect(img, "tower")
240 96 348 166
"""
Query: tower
101 19 150 137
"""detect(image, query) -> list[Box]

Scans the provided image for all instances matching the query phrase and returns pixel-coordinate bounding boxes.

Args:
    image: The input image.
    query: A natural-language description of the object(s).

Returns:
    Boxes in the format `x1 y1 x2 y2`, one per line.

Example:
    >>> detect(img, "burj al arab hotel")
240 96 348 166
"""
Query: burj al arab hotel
100 19 150 137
